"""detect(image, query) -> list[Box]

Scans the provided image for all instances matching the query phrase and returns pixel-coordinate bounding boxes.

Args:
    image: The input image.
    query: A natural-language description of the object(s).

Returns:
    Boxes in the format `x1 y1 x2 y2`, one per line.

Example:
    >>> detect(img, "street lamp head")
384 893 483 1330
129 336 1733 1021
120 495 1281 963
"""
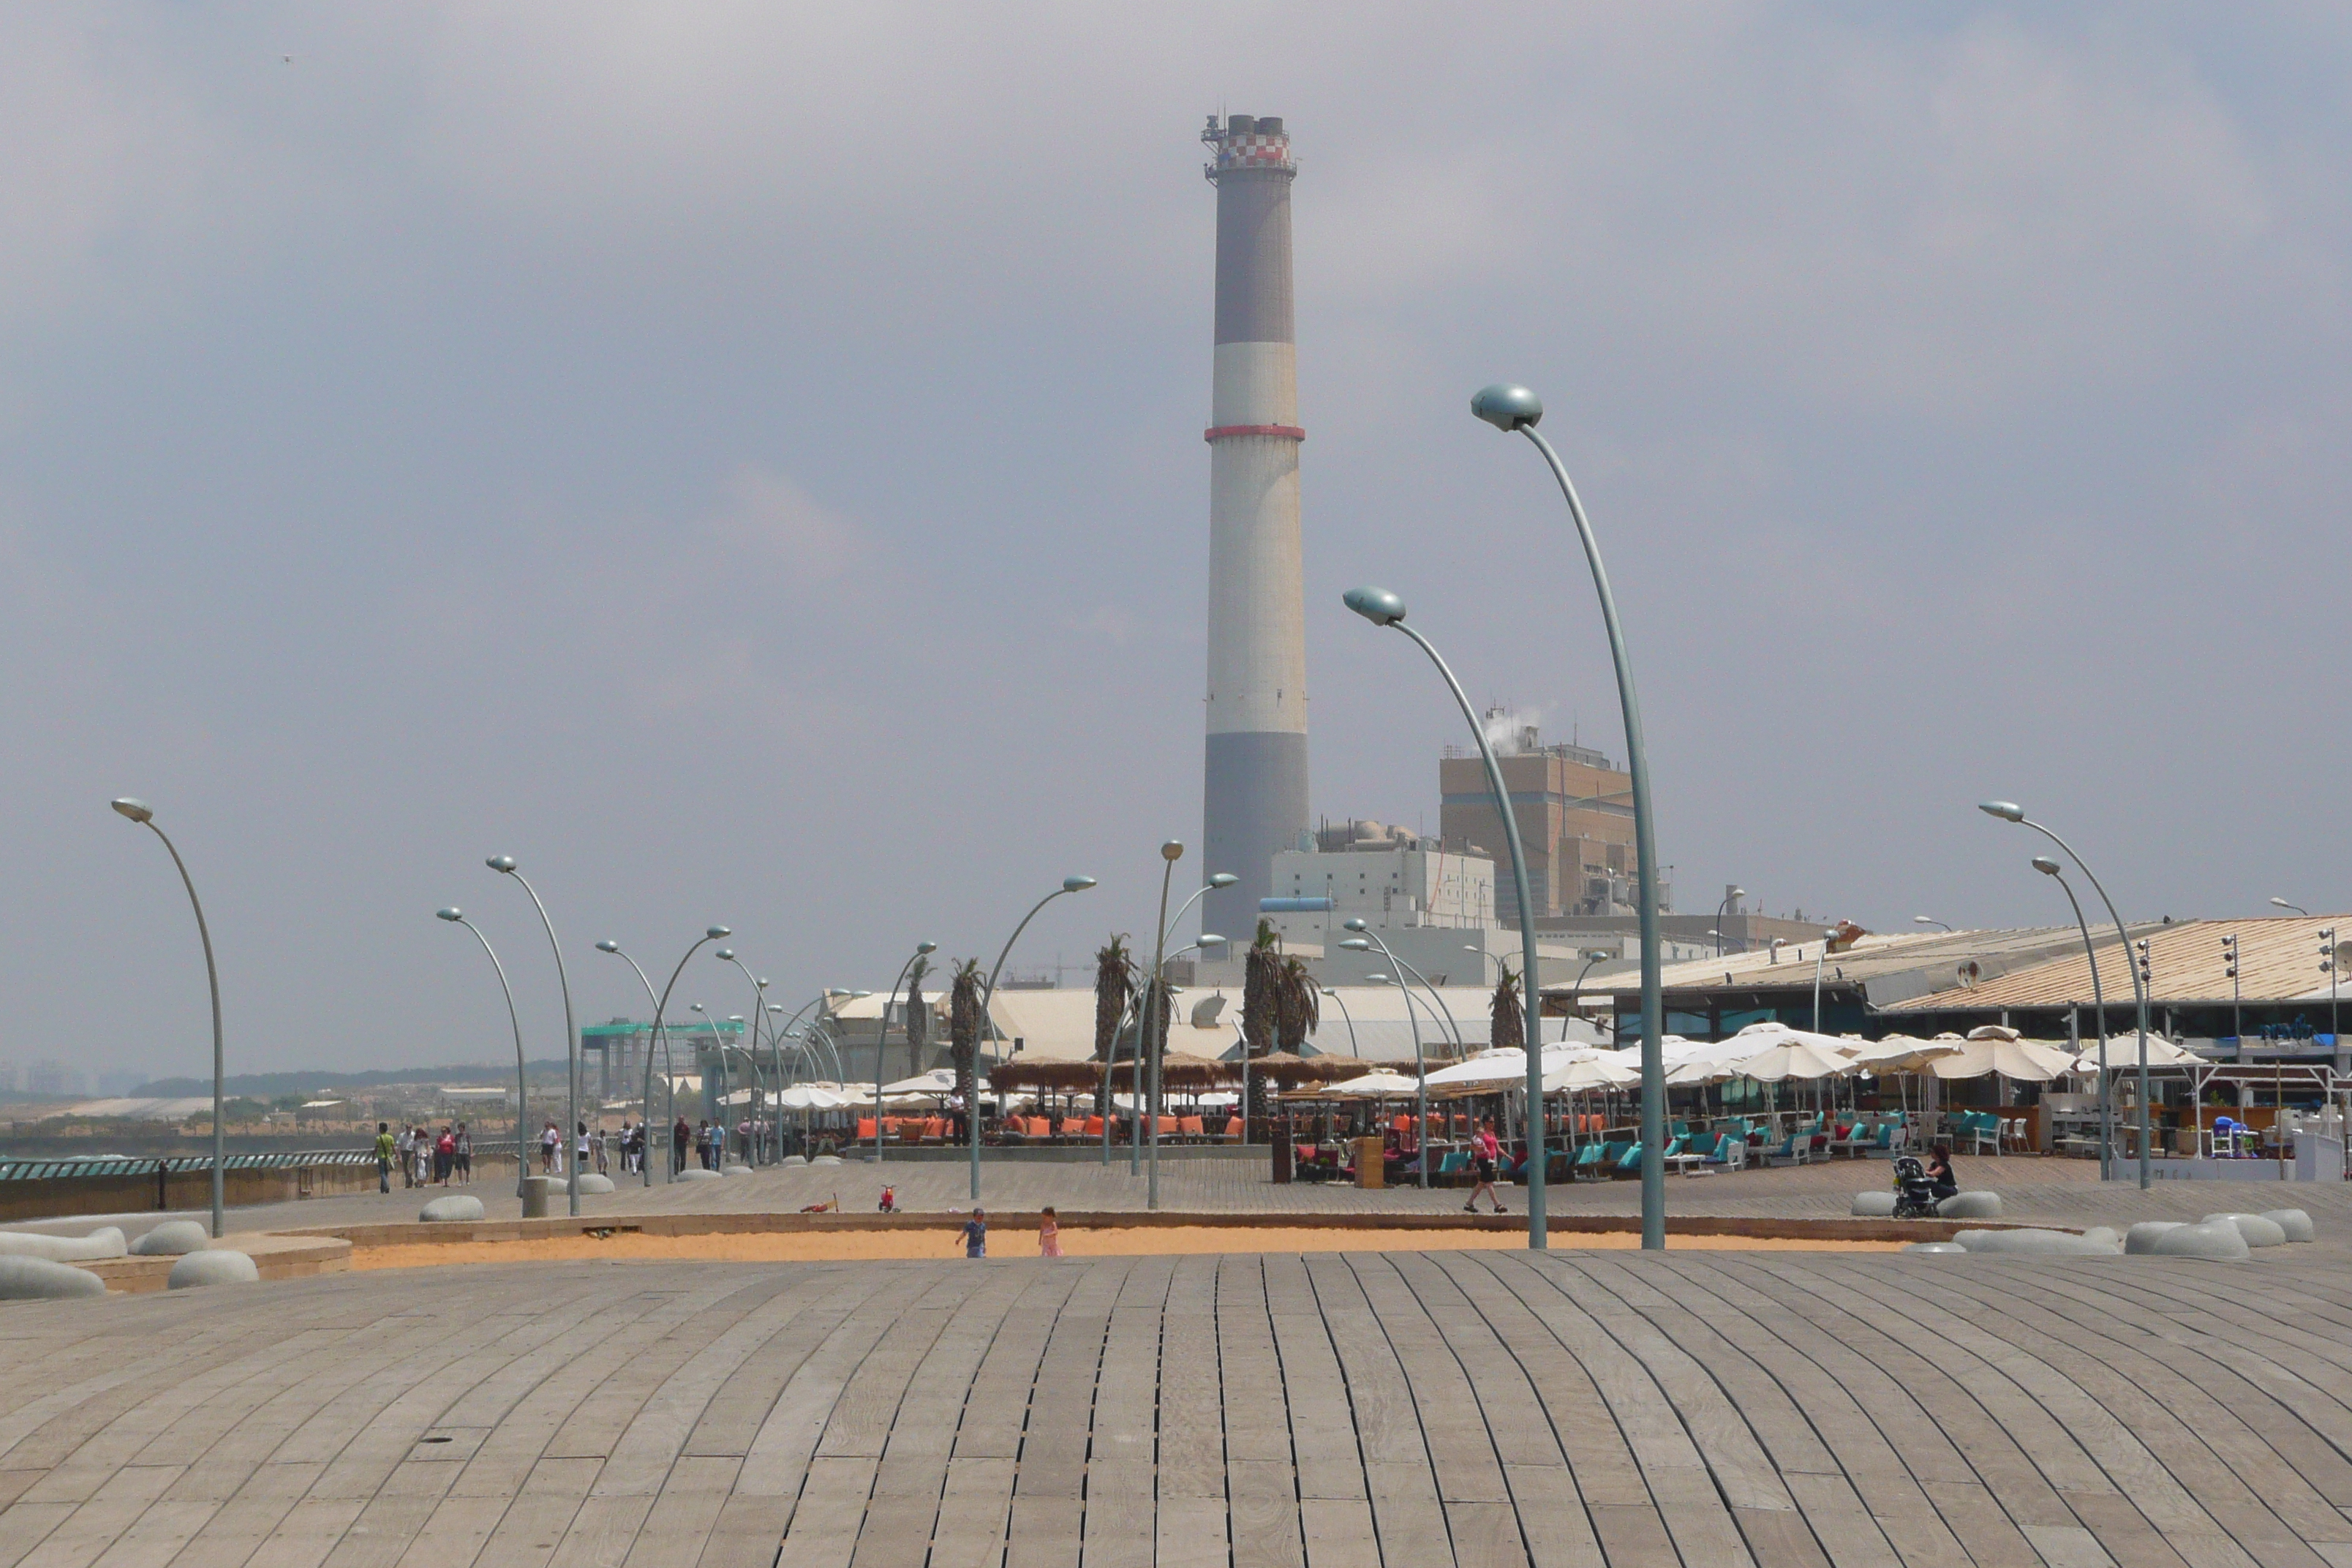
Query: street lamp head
1161 840 1185 862
1770 938 1787 950
706 925 731 940
1583 949 1613 962
593 938 619 951
1063 875 1098 894
486 855 517 872
1338 938 1372 953
1470 383 1543 431
1321 988 1338 998
1365 972 1392 984
110 797 154 823
915 941 938 955
1341 585 1406 627
2031 856 2062 877
1198 933 1227 947
1207 872 1239 889
1342 916 1368 932
854 989 875 998
437 908 464 923
1978 801 2025 823
715 948 735 962
1728 886 1745 899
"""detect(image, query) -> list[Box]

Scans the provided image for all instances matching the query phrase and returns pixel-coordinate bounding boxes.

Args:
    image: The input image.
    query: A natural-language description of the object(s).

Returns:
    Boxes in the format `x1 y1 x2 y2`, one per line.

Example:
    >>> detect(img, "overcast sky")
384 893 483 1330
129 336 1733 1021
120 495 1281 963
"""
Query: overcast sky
5 5 2346 1082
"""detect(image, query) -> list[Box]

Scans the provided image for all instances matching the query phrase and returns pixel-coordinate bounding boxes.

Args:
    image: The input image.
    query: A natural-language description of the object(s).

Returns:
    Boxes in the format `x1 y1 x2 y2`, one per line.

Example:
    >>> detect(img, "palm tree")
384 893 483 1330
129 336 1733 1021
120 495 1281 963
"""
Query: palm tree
1092 937 1134 1062
948 958 982 1141
1276 956 1319 1050
1242 919 1279 1058
1490 962 1524 1054
903 953 932 1079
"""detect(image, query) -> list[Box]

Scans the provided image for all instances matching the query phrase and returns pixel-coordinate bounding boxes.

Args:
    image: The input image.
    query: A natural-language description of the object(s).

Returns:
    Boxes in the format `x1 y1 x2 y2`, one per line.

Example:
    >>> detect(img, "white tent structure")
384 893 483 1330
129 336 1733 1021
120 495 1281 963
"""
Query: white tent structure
2069 1035 2201 1074
1925 1036 2078 1082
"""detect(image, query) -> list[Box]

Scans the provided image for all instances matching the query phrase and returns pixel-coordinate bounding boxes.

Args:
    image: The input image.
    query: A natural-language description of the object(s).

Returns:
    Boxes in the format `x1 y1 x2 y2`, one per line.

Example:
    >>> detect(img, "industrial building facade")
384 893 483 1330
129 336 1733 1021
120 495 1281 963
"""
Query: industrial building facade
1437 718 1670 923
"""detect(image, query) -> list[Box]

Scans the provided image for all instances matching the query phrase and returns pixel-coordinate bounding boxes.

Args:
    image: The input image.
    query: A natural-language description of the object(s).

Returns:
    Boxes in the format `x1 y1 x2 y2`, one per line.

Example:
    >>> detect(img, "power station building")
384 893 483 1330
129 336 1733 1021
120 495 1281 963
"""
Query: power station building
1199 113 1309 944
1438 715 1673 924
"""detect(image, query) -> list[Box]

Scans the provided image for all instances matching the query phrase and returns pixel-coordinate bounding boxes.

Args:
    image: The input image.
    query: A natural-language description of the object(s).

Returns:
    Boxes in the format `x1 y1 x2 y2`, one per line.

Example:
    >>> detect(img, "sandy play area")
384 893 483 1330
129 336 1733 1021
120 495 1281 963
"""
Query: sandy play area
349 1225 1907 1269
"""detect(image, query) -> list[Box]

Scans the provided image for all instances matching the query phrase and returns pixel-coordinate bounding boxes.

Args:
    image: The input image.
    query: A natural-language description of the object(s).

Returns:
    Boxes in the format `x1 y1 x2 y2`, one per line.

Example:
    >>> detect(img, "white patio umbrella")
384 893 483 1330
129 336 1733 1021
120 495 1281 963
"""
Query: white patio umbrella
1326 1070 1422 1098
878 1068 960 1098
1545 1055 1640 1093
2070 1035 2200 1073
1733 1039 1861 1082
1926 1037 2078 1081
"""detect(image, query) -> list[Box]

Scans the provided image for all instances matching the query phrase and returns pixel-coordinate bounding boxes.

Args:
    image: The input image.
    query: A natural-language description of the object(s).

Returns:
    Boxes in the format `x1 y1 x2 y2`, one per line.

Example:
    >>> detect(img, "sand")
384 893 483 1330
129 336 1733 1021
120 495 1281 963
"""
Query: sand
350 1226 1907 1270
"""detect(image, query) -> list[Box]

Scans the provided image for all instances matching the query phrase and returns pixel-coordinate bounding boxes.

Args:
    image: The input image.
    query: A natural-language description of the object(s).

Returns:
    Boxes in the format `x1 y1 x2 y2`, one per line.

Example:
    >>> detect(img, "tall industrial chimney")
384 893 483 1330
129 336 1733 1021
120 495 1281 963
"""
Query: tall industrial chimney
1200 112 1308 944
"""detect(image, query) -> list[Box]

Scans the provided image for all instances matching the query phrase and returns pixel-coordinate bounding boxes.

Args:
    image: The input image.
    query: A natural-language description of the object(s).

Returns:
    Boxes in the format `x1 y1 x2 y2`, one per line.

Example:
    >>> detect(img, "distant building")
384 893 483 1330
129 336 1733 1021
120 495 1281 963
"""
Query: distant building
26 1060 82 1098
1265 819 1495 943
1438 716 1672 923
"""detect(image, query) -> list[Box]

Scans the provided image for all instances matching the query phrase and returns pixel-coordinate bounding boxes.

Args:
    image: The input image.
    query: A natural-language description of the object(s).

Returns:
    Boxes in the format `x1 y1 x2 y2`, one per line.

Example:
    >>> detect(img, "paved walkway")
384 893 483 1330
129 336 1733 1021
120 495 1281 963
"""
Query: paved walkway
38 1150 2339 1243
2 1245 2349 1567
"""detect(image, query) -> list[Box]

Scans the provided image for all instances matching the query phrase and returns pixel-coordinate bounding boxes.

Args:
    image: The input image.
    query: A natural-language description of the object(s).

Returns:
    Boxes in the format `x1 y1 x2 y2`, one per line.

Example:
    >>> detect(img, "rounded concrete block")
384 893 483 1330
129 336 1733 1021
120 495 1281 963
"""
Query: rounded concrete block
1851 1191 1897 1218
810 1155 843 1166
2204 1212 2287 1248
572 1174 615 1195
1955 1228 2115 1256
1937 1191 2002 1219
780 1155 807 1167
721 1165 753 1177
129 1221 211 1256
675 1168 723 1182
2261 1207 2315 1243
0 1256 106 1299
420 1196 486 1223
2124 1221 2185 1254
1904 1242 1967 1255
2147 1221 2250 1260
167 1250 260 1289
2081 1227 2122 1252
0 1227 127 1262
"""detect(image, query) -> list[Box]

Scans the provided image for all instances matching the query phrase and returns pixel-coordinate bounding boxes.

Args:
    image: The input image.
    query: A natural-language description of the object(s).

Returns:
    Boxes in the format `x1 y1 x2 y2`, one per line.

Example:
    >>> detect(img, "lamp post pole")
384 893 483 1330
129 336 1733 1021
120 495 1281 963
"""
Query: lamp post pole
1131 869 1234 1192
1341 589 1549 1245
1339 932 1451 1187
973 876 1097 1201
111 800 227 1238
1812 930 1837 1033
486 856 581 1215
717 951 773 1164
439 909 531 1202
2031 858 2111 1180
1714 888 1745 957
1979 802 2152 1187
595 929 727 1185
872 946 937 1163
1342 921 1463 1052
1471 386 1667 1251
1318 987 1359 1055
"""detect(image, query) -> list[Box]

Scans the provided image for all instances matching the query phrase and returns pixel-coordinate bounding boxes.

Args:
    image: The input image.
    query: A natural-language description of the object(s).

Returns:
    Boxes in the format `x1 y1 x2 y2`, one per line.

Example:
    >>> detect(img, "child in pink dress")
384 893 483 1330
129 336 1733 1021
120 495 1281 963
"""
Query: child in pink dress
1038 1206 1062 1258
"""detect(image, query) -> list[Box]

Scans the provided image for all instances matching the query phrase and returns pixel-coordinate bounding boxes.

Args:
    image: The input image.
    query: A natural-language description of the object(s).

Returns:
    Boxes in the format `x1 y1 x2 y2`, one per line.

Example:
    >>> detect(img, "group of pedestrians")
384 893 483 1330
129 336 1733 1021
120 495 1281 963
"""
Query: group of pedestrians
376 1121 471 1192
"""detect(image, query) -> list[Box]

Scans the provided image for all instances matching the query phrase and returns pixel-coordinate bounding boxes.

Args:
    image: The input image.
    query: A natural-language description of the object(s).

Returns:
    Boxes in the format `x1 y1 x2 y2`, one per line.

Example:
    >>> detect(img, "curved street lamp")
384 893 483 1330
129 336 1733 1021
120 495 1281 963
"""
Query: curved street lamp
1340 919 1463 1050
716 949 774 1164
971 875 1096 1200
1342 587 1550 1246
595 927 728 1185
1715 887 1746 956
486 856 581 1215
872 943 938 1164
110 799 227 1238
1141 862 1237 1205
2030 856 2112 1179
1318 987 1359 1055
1463 946 1504 981
1979 801 2152 1187
1914 915 1954 932
439 908 531 1202
1342 949 1431 1188
1471 384 1667 1251
2272 897 2312 917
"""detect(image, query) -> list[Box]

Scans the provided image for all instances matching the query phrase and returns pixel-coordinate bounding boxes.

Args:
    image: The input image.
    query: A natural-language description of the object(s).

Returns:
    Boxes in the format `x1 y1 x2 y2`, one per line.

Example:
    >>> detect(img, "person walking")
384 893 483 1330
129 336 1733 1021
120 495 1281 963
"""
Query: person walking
575 1122 590 1180
394 1124 415 1188
414 1128 431 1188
592 1123 608 1175
959 1207 987 1259
539 1120 560 1175
1038 1205 1061 1259
453 1122 472 1183
435 1125 456 1186
374 1122 395 1194
1464 1119 1506 1215
672 1115 690 1176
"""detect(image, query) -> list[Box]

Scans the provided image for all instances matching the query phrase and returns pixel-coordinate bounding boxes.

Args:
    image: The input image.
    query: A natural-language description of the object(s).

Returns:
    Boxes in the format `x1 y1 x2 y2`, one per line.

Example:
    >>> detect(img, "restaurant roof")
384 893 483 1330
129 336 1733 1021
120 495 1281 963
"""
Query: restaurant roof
1882 915 2348 1011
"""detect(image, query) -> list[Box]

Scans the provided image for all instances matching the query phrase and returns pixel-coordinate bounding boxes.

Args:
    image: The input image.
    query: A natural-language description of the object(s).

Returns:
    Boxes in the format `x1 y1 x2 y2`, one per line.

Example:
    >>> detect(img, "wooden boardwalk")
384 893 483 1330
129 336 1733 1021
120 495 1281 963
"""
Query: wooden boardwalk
1 1247 2348 1568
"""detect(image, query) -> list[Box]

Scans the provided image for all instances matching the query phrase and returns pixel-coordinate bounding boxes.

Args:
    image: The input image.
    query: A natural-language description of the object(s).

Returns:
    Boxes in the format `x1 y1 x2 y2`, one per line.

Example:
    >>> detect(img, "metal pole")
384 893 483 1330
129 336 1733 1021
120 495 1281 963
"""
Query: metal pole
873 947 933 1164
598 930 723 1186
2040 867 2109 1178
719 954 770 1164
489 859 579 1215
1359 931 1464 1053
1989 808 2153 1187
1813 943 1828 1033
1509 416 1667 1250
1321 988 1359 1055
976 879 1093 1202
1383 619 1546 1245
118 808 227 1238
446 913 529 1202
1145 845 1180 1210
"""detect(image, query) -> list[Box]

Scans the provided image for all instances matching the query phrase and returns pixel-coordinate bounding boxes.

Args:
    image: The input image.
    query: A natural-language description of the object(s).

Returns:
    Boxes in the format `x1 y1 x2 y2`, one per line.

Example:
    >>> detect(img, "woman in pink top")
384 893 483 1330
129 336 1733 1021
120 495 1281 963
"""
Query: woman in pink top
1464 1120 1506 1214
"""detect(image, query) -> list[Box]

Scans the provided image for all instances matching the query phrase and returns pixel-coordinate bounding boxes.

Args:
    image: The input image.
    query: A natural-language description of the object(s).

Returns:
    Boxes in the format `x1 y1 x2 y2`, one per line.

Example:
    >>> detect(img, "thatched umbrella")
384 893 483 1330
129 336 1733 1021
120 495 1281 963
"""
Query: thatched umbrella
1106 1051 1237 1090
1251 1052 1373 1087
990 1059 1108 1092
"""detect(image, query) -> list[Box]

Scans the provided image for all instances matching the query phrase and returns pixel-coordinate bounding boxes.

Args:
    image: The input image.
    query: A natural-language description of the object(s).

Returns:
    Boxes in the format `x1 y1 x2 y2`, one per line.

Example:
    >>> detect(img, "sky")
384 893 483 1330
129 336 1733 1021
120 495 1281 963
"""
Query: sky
4 4 2347 1082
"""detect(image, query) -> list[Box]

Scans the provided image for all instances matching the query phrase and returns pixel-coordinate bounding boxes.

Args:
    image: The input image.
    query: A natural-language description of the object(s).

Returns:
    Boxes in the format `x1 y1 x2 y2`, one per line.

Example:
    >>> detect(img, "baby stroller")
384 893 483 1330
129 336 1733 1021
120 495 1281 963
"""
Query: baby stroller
1891 1155 1940 1219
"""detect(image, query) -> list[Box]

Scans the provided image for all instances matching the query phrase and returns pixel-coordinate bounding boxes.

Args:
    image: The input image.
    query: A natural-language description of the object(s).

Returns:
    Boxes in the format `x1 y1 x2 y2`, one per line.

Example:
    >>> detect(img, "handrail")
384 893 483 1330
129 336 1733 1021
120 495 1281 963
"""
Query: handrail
0 1143 532 1182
